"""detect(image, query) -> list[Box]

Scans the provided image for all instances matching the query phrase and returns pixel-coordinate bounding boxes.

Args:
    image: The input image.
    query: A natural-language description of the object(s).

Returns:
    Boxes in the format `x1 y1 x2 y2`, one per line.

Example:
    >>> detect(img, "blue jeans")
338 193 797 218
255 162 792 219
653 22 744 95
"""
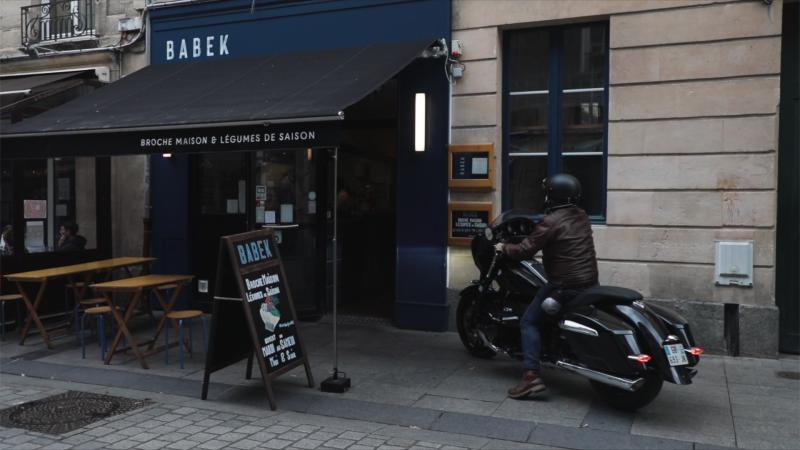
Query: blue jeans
521 283 585 371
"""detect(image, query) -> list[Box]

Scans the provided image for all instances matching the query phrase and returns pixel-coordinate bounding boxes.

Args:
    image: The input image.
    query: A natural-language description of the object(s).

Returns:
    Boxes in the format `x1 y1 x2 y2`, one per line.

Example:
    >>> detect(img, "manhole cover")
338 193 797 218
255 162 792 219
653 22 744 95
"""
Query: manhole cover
776 370 800 381
0 391 151 435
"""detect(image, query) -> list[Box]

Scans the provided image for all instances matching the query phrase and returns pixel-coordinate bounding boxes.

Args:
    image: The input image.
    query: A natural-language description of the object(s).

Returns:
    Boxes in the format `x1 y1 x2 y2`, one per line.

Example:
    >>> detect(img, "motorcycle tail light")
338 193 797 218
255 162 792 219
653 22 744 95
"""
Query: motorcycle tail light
686 347 704 356
628 354 652 364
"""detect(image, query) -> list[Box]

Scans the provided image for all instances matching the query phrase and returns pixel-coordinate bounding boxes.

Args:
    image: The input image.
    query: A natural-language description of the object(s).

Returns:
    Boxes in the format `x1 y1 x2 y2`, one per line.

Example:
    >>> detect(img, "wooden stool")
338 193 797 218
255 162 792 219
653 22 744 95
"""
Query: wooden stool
164 310 207 369
0 294 22 340
80 305 116 360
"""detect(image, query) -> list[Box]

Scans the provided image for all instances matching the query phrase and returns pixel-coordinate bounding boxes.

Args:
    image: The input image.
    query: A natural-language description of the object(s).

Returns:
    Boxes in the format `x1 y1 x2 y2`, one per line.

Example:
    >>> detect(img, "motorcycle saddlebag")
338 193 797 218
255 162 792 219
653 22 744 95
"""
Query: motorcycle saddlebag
560 306 644 376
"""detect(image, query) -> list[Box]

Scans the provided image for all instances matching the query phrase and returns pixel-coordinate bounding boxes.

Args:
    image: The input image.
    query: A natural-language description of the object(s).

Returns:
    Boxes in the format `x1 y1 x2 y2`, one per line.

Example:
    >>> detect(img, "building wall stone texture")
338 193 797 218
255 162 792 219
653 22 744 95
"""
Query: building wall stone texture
448 0 784 354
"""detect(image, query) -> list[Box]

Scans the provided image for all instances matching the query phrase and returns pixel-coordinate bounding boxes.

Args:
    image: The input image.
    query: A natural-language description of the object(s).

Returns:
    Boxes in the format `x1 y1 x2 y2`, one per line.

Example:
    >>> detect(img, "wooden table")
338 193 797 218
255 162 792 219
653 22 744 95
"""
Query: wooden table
4 257 156 349
91 274 194 369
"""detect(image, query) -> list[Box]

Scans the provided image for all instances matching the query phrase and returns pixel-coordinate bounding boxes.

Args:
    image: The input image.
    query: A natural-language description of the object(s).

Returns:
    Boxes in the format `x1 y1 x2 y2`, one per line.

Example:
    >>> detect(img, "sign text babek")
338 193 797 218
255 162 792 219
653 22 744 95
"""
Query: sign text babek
204 229 313 410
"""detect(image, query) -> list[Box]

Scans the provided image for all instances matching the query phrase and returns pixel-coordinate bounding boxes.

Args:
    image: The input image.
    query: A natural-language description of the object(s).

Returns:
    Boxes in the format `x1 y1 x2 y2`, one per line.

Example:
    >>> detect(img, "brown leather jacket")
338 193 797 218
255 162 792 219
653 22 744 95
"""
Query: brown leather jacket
503 206 598 288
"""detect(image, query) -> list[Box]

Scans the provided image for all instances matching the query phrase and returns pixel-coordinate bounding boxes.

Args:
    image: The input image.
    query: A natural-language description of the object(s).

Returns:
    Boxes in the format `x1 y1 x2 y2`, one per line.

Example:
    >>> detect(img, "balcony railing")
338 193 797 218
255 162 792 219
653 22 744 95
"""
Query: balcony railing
21 0 95 47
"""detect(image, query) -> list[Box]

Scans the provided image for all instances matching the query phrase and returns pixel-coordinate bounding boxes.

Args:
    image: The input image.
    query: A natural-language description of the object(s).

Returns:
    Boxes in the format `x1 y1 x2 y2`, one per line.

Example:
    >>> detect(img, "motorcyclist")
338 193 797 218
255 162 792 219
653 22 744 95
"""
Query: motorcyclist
494 174 599 399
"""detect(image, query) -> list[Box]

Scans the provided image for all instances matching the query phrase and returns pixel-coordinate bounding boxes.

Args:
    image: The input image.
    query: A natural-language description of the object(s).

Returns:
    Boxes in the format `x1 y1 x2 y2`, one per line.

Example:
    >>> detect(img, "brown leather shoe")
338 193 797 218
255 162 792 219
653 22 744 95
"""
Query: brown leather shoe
508 370 546 399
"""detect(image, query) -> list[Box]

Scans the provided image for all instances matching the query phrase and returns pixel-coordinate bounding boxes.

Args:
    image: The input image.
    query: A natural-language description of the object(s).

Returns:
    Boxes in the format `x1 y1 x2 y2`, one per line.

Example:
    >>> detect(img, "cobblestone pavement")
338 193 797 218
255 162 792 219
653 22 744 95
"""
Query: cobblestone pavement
0 376 558 450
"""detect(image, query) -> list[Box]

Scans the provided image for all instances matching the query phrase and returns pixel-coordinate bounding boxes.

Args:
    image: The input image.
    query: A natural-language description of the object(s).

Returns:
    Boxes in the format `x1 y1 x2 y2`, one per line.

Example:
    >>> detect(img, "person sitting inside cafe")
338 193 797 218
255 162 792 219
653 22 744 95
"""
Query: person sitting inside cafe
57 221 86 252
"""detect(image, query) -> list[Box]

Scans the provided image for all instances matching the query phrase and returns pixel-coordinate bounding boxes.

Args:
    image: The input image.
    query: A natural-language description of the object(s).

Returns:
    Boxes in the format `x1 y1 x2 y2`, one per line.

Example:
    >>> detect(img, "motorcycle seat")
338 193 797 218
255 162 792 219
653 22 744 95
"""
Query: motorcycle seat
568 285 643 308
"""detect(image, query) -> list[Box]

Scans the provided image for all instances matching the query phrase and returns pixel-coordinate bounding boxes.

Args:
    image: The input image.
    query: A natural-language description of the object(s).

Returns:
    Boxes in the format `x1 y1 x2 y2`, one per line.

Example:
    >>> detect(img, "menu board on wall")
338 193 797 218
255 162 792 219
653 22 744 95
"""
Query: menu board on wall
448 144 494 189
201 229 313 410
448 202 493 246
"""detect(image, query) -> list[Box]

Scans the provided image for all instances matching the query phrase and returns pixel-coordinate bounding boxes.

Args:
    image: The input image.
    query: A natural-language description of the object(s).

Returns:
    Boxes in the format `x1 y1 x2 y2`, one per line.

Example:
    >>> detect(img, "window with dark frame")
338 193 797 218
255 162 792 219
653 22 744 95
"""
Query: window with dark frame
504 22 608 220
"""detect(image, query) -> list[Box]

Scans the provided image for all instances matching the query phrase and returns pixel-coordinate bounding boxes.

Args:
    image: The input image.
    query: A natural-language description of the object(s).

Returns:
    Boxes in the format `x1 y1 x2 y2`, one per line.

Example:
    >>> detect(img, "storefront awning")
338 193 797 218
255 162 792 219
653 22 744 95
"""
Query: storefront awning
1 40 434 158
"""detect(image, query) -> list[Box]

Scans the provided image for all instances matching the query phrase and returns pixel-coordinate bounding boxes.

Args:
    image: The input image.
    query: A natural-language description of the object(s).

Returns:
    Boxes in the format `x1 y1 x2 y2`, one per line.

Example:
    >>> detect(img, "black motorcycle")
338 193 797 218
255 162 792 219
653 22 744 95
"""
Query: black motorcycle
457 211 703 410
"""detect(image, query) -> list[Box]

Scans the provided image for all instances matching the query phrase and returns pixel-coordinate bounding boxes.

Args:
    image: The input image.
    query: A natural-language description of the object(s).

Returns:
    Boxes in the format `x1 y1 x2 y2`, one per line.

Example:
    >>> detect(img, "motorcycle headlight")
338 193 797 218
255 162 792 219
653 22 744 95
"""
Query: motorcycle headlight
484 227 494 241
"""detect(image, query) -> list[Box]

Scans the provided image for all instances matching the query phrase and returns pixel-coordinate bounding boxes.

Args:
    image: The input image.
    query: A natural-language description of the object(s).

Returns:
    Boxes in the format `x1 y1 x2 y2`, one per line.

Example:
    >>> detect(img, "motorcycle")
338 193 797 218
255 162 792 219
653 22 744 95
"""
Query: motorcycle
457 211 702 410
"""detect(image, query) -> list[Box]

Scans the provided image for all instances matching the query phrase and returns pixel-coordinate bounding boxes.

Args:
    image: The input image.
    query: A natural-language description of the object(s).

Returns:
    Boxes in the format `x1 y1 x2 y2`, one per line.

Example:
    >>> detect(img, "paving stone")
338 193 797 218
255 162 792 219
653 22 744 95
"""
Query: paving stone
263 439 293 450
161 433 191 443
212 413 236 421
172 408 198 415
338 432 366 441
216 432 247 442
266 425 294 434
386 438 415 447
356 438 385 447
182 425 206 434
206 426 234 435
130 432 155 442
235 425 263 435
96 434 127 444
136 440 170 450
186 432 216 443
40 443 71 450
248 431 276 441
280 431 309 441
294 425 321 433
196 419 224 428
323 438 355 449
198 439 227 450
166 441 197 450
431 412 533 442
294 439 324 449
308 432 338 441
228 440 261 450
348 446 375 450
108 440 140 450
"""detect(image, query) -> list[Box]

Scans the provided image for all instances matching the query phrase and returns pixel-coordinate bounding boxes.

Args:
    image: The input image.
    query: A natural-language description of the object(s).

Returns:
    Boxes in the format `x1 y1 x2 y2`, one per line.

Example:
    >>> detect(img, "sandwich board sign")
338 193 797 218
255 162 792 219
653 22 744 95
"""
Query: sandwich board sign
201 229 313 410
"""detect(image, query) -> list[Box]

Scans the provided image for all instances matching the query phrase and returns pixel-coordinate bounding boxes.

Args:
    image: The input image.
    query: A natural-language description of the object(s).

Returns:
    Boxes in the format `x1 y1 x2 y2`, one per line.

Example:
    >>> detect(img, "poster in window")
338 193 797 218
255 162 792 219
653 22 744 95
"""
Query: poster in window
23 200 47 219
449 144 494 189
448 202 493 246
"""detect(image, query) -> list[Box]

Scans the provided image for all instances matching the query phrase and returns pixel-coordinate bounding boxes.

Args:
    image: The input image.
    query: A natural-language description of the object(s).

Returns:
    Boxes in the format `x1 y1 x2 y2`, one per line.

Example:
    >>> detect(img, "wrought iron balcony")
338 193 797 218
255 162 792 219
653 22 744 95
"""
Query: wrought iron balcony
21 0 96 47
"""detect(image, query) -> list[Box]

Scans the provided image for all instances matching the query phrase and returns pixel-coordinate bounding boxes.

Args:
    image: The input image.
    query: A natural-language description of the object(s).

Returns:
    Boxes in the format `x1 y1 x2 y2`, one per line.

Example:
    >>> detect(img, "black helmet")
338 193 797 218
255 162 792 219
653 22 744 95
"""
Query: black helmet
542 174 581 209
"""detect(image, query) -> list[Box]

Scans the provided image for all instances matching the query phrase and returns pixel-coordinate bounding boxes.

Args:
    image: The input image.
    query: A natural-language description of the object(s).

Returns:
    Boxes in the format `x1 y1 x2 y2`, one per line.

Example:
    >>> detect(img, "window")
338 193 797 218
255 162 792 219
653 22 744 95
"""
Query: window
504 23 608 219
0 157 98 255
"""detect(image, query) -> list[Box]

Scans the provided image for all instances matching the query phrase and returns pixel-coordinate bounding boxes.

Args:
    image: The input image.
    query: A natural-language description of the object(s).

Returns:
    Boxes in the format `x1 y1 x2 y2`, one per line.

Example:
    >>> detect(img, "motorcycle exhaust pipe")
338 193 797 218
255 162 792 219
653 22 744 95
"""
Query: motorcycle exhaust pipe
555 361 645 392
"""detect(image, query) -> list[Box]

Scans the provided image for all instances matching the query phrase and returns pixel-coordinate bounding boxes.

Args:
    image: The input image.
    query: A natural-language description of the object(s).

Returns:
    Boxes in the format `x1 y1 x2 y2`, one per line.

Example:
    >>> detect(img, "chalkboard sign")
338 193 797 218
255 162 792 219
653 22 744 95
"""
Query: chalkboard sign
449 202 493 246
449 144 494 189
201 229 313 410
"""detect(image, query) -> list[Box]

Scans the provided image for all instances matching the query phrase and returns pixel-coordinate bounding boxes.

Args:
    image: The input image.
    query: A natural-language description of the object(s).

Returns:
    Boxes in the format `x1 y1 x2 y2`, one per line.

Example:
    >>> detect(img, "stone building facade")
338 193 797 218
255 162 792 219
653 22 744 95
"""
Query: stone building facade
447 0 789 356
1 0 149 259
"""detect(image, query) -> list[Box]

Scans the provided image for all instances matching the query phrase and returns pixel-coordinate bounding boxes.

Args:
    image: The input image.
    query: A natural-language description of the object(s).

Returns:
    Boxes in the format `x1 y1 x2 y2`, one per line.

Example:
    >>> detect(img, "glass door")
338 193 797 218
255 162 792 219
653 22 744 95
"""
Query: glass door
253 149 326 318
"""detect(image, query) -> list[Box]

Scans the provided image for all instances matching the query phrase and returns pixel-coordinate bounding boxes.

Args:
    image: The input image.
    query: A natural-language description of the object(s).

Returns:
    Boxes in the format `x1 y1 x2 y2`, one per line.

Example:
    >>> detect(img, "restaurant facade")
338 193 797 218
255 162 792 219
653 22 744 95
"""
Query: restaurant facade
1 0 797 356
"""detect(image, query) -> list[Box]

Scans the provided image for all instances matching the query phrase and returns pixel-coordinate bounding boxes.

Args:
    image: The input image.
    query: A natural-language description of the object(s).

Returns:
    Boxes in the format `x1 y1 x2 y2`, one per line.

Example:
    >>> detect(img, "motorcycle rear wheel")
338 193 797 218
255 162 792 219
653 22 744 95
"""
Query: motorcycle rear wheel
456 294 497 359
590 371 663 411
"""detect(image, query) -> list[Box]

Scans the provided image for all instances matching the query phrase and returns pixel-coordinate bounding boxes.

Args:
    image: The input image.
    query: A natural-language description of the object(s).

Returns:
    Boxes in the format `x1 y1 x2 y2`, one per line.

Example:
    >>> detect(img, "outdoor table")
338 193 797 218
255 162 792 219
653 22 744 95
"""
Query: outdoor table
4 257 156 349
90 274 194 369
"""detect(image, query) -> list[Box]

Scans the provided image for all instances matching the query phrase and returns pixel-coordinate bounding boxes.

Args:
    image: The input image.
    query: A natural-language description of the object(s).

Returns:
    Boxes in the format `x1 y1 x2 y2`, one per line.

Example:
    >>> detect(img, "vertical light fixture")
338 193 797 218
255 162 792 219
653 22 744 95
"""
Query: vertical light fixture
414 92 426 152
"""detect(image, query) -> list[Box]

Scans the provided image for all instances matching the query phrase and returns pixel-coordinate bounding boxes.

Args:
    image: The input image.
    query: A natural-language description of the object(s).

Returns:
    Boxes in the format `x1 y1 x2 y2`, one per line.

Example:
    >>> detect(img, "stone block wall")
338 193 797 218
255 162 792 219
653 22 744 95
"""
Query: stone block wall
448 0 783 355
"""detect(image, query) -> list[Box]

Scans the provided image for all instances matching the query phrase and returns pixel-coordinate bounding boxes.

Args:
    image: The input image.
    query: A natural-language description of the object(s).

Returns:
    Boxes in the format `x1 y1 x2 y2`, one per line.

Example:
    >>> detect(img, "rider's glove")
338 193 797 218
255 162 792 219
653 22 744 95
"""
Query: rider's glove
494 243 505 253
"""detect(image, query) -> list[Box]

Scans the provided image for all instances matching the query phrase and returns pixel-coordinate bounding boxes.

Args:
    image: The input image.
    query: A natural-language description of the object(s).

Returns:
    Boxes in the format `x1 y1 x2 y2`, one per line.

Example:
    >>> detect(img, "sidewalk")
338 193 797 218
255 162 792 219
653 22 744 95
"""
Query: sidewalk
1 315 798 449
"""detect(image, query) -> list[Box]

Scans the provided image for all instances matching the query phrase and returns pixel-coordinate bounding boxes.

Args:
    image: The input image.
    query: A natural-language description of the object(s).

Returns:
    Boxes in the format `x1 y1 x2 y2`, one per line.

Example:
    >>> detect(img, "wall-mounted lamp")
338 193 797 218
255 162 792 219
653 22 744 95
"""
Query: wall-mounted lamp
414 92 426 152
162 153 172 158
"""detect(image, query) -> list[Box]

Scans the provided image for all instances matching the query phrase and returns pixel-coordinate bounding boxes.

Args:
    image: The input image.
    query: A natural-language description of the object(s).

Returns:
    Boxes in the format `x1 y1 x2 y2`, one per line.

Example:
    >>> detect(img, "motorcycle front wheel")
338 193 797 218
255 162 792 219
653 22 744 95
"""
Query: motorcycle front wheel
456 293 497 359
590 371 663 411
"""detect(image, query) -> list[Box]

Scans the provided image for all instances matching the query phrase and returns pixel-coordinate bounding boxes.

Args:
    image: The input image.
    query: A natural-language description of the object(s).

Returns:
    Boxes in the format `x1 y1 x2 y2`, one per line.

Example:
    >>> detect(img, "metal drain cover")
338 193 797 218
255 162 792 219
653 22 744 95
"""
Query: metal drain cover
0 391 151 435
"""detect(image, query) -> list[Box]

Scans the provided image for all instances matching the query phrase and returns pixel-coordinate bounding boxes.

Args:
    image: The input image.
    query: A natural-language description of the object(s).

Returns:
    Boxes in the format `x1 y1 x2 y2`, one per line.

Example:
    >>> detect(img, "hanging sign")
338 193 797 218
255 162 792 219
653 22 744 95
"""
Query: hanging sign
201 229 313 410
448 202 493 246
448 144 494 189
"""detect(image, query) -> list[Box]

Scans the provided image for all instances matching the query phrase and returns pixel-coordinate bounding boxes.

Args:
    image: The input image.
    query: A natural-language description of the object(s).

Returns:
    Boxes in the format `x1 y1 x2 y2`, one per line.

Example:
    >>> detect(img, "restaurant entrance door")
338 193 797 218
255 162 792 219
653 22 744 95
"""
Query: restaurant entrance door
189 149 328 319
189 152 250 310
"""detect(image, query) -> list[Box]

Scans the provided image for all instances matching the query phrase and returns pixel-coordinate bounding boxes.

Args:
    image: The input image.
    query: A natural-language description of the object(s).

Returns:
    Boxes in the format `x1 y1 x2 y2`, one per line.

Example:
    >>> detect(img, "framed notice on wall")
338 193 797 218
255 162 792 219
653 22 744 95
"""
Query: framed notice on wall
448 202 493 246
448 144 494 189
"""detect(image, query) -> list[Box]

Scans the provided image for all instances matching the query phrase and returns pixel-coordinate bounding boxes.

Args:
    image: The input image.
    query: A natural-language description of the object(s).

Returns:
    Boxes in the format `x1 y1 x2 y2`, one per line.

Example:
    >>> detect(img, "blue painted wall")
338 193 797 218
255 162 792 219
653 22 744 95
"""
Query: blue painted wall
149 0 450 328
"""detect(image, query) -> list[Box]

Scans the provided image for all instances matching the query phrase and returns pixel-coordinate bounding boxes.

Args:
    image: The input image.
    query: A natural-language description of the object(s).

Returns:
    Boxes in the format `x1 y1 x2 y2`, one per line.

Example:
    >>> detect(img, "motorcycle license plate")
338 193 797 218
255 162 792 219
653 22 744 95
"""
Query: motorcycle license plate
664 343 688 366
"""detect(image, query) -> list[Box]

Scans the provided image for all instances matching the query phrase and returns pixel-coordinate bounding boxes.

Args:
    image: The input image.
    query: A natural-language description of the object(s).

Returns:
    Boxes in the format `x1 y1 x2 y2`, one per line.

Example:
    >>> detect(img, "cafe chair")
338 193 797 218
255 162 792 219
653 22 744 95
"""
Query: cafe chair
0 292 23 340
164 309 207 369
74 297 110 344
80 305 118 360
